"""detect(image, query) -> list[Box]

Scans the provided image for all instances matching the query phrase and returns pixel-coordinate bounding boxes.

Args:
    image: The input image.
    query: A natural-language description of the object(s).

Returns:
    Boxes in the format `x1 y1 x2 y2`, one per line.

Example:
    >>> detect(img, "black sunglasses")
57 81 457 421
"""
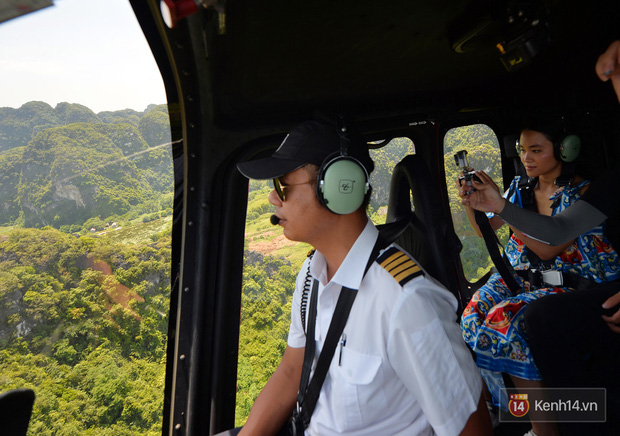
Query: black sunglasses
272 177 312 201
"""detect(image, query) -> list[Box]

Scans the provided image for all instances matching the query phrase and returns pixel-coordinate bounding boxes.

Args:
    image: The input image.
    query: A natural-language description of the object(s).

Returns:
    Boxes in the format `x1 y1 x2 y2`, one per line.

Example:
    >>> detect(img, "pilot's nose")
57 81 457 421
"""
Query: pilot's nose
269 189 282 206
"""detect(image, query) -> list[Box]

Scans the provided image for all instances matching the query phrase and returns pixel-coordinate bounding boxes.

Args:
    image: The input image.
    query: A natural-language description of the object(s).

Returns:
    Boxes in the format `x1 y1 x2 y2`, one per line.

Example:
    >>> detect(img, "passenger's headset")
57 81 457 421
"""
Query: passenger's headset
516 132 581 163
554 134 581 163
316 118 370 215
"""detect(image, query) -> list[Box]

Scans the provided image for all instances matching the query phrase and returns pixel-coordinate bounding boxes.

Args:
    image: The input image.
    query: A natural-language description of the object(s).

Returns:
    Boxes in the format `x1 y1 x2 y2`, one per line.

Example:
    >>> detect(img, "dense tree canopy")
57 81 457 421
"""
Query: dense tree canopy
0 102 172 435
443 124 508 280
0 226 171 435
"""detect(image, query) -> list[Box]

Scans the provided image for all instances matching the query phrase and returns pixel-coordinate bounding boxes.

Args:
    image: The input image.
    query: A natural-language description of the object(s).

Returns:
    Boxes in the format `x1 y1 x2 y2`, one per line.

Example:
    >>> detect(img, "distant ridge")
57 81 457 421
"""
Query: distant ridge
0 101 172 227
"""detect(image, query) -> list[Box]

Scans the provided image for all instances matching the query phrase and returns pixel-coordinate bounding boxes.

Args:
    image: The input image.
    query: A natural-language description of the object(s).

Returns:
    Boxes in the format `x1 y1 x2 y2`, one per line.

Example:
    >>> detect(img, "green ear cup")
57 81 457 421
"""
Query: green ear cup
559 134 581 163
319 158 368 215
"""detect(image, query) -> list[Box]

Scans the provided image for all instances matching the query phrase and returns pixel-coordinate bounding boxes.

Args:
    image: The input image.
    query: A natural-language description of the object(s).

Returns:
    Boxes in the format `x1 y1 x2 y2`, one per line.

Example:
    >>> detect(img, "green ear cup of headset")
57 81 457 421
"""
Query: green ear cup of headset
559 134 581 163
319 158 369 215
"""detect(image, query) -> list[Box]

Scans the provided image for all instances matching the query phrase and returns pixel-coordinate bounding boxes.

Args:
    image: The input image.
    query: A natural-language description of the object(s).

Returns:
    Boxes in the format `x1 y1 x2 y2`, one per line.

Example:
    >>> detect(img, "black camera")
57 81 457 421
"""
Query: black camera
454 150 481 190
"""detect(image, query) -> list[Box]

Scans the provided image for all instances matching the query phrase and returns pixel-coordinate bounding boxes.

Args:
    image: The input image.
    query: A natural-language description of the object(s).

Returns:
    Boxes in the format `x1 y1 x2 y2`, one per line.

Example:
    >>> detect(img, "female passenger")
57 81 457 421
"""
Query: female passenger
458 118 620 436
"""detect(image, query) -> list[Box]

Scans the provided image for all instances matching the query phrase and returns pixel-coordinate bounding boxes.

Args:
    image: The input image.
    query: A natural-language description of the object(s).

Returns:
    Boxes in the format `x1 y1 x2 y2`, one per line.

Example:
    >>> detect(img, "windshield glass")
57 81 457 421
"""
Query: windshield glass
0 2 171 435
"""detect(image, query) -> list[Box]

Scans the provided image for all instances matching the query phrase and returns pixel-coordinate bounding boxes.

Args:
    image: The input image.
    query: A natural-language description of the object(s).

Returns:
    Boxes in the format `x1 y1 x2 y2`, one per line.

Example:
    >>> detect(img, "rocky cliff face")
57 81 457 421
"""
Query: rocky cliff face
0 103 172 227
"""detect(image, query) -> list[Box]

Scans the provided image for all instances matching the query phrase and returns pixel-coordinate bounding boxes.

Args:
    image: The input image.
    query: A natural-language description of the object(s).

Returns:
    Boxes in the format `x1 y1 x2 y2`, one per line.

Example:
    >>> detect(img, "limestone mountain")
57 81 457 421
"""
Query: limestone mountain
0 102 172 227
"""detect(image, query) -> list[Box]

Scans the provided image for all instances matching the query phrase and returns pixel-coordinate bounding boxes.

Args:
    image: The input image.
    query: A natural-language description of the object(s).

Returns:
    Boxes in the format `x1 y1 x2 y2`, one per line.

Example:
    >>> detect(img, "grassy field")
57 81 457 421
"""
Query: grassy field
0 226 15 235
97 215 172 245
244 210 310 271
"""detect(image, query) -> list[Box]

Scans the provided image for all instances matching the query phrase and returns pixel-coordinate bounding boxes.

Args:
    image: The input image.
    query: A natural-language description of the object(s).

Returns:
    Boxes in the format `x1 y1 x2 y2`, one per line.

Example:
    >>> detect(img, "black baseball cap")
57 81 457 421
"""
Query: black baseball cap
237 119 373 180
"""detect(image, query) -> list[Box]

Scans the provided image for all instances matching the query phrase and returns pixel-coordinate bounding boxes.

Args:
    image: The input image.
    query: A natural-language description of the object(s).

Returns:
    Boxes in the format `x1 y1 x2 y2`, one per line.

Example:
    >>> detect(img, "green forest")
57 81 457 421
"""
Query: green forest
0 101 173 435
443 124 508 281
0 103 503 433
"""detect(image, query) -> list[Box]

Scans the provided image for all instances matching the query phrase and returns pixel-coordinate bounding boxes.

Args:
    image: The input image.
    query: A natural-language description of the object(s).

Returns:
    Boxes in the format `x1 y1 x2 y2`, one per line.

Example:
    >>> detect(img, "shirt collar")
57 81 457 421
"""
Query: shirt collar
310 218 379 289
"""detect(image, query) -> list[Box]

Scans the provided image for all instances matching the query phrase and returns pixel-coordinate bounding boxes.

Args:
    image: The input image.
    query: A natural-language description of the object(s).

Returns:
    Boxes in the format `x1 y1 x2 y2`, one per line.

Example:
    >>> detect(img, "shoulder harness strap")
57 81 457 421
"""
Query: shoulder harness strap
377 246 423 286
517 176 538 211
554 162 576 187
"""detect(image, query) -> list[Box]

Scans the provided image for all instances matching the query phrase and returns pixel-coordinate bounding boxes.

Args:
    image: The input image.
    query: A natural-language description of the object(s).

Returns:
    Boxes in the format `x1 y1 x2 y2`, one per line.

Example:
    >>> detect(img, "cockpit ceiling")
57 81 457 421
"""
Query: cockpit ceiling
181 0 619 127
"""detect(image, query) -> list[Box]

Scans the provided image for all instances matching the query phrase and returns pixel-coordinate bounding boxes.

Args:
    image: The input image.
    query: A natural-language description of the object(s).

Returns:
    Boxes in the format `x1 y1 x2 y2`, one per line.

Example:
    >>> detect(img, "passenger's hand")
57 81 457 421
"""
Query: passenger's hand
457 171 475 199
595 40 620 103
602 290 620 334
460 171 506 214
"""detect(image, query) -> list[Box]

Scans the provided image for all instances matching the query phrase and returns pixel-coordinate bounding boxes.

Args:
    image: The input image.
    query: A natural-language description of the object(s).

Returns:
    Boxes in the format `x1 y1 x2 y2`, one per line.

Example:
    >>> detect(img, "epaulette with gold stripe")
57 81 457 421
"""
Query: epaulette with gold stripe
377 246 423 286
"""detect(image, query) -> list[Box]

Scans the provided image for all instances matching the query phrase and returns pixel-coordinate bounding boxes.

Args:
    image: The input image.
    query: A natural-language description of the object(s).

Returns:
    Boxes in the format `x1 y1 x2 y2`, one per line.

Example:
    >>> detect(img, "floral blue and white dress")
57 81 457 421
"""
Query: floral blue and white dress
460 177 620 407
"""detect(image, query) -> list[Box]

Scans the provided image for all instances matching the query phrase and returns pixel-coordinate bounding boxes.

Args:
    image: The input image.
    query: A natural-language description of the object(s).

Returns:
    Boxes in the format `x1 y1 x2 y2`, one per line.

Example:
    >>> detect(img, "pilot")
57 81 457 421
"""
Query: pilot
229 119 492 435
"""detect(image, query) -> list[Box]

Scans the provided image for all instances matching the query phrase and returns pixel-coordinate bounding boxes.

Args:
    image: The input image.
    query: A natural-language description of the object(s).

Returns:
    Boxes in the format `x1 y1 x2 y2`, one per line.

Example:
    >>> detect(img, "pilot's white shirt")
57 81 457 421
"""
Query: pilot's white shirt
288 219 482 436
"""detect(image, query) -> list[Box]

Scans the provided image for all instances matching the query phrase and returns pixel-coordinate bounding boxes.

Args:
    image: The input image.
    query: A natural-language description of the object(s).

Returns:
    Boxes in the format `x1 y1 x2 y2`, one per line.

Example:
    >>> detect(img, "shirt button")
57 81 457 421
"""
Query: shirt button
348 369 353 376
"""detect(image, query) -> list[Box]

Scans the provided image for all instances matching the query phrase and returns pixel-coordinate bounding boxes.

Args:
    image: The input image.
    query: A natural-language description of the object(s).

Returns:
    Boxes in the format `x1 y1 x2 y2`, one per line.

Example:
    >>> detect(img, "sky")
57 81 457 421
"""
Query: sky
0 0 167 113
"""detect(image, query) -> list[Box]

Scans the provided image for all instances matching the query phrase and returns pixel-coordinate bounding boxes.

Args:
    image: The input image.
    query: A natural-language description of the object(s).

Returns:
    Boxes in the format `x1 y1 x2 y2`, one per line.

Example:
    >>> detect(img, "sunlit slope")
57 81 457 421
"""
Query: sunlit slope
0 102 172 228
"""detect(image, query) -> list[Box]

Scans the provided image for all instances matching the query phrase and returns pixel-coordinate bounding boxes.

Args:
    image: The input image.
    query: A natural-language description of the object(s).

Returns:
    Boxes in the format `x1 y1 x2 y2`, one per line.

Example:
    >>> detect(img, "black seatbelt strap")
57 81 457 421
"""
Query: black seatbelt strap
474 210 521 293
296 235 385 429
299 282 356 427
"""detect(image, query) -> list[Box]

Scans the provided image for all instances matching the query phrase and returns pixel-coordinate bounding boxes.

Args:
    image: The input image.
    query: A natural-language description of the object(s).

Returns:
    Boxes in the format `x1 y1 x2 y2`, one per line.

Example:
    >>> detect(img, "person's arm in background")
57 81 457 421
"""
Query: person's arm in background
596 40 620 103
499 199 605 245
602 291 620 334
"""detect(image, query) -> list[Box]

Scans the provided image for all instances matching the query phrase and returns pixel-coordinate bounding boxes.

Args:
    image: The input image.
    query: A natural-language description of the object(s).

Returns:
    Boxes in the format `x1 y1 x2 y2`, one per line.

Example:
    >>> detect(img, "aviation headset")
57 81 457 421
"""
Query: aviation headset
516 123 581 163
553 134 581 163
316 117 370 215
